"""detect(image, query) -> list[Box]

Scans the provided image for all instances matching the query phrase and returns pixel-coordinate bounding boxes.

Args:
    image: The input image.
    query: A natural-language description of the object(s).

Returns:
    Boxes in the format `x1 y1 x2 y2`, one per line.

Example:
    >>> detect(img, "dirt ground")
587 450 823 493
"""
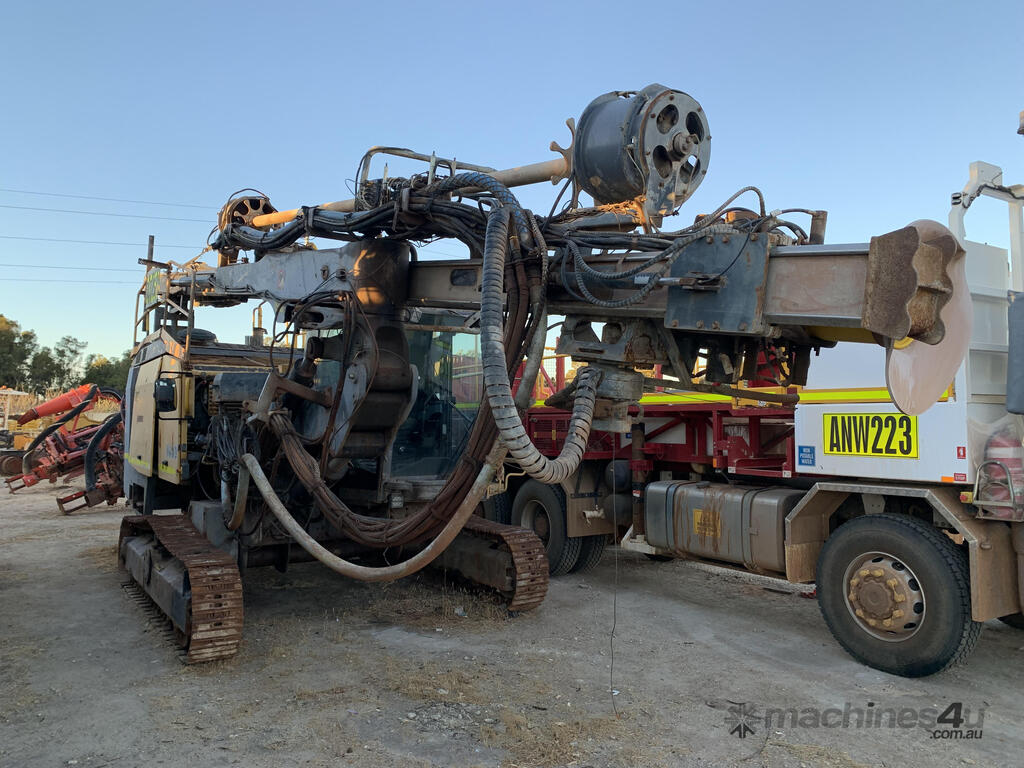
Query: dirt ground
1 483 1020 768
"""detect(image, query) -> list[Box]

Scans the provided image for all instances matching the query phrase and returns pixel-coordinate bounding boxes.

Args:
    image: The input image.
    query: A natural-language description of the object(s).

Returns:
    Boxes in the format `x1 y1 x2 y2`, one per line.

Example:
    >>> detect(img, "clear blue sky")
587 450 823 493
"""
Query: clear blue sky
1 1 1022 360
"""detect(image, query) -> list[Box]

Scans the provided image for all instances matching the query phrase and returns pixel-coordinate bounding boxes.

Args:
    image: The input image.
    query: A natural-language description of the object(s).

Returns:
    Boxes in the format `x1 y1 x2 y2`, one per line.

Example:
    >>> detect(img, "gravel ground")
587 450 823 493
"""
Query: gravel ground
1 482 1020 768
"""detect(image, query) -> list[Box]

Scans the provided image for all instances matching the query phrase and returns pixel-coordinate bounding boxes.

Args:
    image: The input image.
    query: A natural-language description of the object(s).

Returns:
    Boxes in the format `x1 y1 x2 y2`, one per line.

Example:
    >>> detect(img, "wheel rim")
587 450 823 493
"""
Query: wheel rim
842 551 926 642
521 500 551 545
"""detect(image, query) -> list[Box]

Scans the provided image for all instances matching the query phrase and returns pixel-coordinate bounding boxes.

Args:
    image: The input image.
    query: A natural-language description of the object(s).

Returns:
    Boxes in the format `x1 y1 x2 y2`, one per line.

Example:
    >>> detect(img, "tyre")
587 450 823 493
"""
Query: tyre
512 480 580 576
816 513 981 677
482 492 512 525
999 613 1024 630
571 535 607 573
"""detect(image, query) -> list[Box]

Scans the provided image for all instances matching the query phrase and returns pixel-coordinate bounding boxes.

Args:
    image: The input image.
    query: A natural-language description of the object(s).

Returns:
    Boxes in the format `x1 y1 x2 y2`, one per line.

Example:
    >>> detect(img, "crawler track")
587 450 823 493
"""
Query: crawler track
119 515 243 663
463 516 549 612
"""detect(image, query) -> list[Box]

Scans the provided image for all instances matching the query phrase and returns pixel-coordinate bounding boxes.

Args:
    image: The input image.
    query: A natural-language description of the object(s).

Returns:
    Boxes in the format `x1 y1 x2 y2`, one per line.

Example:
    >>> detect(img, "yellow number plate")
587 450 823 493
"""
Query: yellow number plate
822 413 918 458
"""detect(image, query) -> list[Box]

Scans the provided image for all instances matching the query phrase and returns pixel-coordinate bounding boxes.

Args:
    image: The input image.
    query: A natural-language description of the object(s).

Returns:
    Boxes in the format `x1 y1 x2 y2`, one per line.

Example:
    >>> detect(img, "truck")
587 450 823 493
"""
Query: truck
495 160 1024 677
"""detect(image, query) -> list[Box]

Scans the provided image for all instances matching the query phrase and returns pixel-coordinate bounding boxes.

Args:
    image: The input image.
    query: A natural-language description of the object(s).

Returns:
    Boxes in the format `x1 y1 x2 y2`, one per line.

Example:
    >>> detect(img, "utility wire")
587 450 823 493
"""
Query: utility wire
0 204 209 223
1 278 139 285
0 187 214 210
0 263 138 272
0 235 200 249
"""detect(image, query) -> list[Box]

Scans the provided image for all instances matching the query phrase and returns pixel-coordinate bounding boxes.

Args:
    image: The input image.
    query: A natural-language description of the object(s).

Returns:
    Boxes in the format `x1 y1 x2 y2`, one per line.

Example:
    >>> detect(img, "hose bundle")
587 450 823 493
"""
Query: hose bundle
217 172 777 572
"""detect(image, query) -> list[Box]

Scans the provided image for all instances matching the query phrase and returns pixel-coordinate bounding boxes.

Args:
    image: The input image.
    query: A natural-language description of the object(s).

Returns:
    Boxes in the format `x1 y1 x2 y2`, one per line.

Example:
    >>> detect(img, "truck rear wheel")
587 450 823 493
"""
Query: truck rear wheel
571 535 606 573
816 513 981 677
483 491 512 525
512 480 580 576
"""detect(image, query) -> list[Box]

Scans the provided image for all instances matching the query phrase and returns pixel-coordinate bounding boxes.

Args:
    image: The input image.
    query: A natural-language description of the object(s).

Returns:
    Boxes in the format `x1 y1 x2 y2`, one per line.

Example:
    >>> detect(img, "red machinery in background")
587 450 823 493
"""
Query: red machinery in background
5 384 125 514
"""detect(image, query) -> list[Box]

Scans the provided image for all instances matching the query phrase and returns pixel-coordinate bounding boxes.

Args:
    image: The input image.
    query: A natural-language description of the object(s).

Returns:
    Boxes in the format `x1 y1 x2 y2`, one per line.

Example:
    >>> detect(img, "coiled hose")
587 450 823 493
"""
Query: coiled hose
481 205 598 484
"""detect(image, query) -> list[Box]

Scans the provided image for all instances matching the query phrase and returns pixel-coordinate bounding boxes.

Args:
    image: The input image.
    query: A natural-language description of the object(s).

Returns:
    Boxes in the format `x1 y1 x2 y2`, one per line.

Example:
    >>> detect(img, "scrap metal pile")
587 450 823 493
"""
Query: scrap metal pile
5 384 124 513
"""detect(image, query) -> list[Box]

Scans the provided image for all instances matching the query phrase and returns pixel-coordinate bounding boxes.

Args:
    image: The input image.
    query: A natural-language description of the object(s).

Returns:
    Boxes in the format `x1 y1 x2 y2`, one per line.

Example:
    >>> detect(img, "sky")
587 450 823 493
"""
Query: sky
1 1 1022 361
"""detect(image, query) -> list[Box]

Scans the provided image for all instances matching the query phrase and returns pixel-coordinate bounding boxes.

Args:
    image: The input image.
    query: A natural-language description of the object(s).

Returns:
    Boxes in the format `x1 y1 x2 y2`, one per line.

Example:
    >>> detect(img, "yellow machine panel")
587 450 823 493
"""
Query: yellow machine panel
127 358 160 476
156 356 191 484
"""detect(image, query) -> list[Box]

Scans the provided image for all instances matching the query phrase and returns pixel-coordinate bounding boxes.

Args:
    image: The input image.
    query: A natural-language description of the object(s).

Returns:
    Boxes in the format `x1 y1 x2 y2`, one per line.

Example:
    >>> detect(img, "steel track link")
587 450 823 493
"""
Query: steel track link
118 515 243 663
463 516 549 611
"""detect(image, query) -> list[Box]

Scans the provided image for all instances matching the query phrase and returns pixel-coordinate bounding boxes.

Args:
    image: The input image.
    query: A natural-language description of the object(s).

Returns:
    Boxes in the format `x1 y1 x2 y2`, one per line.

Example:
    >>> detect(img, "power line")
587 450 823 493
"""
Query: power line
0 263 138 272
0 187 214 210
0 235 201 249
0 203 209 223
1 278 139 285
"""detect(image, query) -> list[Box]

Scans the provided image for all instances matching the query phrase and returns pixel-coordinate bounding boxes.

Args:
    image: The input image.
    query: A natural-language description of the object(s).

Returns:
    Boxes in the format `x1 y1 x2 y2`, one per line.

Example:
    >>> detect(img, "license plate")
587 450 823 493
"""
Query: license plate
822 413 918 458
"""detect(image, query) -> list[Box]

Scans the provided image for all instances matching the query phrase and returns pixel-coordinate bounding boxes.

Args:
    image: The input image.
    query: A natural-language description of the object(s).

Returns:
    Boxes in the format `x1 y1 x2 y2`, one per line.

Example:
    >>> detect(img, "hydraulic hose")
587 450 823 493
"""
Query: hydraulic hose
480 205 598 484
240 442 505 581
83 412 122 490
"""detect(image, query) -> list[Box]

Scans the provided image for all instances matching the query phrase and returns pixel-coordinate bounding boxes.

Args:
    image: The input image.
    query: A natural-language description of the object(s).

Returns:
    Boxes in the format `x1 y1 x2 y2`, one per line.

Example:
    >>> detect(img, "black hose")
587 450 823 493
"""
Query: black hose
84 412 122 490
479 205 597 484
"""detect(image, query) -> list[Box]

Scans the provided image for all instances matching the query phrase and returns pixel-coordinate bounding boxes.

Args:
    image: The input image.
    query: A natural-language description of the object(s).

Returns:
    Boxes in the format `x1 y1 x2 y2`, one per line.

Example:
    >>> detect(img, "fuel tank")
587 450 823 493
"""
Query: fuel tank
644 481 804 574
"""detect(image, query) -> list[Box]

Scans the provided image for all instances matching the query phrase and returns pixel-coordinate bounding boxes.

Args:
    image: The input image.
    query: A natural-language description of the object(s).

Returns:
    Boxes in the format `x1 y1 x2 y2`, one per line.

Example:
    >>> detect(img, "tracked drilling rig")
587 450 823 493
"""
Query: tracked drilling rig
119 85 965 663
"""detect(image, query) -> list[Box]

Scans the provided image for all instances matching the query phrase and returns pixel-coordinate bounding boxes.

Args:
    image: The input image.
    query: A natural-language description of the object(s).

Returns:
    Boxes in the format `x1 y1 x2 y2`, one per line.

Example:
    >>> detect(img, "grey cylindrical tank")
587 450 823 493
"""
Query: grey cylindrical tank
644 481 805 574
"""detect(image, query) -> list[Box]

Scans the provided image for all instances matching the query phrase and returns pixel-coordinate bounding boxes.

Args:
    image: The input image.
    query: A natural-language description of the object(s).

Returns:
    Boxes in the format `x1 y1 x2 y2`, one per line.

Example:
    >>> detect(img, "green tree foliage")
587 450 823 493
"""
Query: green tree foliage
82 351 131 392
0 315 126 394
0 314 38 388
23 336 88 392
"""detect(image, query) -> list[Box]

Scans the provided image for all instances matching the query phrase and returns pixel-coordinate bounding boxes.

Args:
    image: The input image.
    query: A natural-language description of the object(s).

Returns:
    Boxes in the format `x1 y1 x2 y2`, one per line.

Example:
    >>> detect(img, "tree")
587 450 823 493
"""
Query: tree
0 315 113 394
53 335 87 388
0 314 38 388
25 347 60 393
82 351 132 392
22 335 87 393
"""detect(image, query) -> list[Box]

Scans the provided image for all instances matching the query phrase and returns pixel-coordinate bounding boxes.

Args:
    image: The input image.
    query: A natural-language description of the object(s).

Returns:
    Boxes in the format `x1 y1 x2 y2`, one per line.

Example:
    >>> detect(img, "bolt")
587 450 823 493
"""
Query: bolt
705 236 714 244
850 577 860 586
886 578 898 587
871 569 884 577
711 321 720 330
892 609 904 618
695 321 704 329
848 592 857 602
671 320 679 328
751 233 759 241
671 133 692 156
894 593 906 602
859 570 869 578
855 609 865 618
882 619 893 627
866 618 877 627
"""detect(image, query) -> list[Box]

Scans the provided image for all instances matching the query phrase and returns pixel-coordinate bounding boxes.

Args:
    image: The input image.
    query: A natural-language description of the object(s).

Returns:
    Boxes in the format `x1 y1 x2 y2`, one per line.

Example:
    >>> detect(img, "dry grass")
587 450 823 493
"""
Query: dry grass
381 657 652 768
